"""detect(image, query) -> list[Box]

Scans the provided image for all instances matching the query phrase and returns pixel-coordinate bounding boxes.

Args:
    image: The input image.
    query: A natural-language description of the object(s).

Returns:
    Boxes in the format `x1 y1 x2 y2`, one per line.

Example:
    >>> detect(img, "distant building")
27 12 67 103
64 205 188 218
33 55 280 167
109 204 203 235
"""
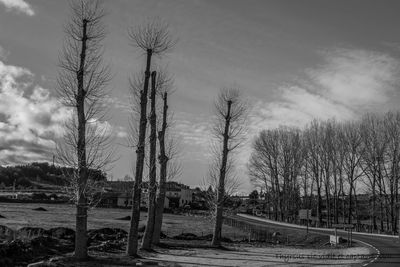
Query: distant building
165 181 193 208
102 180 193 208
0 192 19 199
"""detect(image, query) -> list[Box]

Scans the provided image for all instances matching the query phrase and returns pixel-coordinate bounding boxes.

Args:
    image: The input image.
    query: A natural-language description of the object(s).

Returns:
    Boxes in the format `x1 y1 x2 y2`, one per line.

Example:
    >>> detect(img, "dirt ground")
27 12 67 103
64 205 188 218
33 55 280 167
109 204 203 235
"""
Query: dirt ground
0 203 375 266
47 243 373 267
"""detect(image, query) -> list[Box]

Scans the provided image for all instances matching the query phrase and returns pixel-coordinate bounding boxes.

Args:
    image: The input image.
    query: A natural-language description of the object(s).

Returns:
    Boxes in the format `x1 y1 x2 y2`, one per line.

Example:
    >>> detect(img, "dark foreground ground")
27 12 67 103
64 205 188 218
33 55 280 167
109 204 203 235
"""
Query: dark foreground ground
0 203 370 266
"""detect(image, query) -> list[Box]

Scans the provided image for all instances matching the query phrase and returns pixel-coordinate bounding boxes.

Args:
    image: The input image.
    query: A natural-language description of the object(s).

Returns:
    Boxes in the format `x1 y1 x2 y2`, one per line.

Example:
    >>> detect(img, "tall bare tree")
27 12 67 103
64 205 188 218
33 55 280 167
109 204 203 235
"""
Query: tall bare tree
340 121 363 224
152 74 180 244
126 20 174 256
210 88 247 247
249 127 303 222
57 0 111 259
141 71 158 250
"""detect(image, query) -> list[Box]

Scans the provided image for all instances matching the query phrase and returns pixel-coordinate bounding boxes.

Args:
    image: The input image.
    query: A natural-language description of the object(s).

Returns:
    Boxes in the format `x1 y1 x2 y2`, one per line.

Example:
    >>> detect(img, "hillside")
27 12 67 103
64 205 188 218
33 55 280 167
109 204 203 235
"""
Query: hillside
0 162 107 190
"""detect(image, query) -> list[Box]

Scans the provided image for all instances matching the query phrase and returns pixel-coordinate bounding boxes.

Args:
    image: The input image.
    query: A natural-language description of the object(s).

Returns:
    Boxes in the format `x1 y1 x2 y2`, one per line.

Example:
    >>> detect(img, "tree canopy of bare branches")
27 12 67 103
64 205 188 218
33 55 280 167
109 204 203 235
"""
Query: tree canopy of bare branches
249 112 400 235
210 87 247 247
56 0 112 260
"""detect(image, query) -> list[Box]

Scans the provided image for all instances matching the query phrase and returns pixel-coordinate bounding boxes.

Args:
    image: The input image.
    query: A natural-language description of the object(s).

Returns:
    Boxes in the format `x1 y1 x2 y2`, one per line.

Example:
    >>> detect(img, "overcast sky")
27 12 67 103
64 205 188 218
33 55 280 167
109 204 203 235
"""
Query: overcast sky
1 0 400 193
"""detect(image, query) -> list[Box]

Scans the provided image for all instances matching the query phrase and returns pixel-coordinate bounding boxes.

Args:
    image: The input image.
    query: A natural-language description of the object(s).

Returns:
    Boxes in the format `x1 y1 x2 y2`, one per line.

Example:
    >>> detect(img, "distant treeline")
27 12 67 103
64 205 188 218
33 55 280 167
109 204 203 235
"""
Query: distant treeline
0 162 107 189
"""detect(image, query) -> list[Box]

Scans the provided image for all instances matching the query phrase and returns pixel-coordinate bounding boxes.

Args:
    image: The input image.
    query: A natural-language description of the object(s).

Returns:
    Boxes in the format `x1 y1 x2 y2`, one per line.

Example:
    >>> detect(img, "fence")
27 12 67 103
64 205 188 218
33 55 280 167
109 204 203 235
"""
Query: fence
223 216 283 243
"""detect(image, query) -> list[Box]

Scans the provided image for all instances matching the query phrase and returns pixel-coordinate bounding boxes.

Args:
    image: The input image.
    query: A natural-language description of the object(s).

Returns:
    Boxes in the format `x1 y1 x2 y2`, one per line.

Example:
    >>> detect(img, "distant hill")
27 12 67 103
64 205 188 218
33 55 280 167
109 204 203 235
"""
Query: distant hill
0 162 107 190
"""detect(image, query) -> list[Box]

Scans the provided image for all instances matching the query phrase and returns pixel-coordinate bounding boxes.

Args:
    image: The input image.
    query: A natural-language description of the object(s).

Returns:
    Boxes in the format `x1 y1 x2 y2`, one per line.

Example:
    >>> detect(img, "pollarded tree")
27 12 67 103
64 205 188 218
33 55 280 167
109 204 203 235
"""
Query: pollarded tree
56 0 112 259
152 73 181 245
210 88 247 247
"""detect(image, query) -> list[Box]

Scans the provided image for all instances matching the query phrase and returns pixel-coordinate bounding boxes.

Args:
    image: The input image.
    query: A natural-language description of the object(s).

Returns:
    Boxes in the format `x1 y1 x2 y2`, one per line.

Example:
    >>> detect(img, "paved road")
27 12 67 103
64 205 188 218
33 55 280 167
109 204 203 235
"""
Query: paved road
234 214 400 267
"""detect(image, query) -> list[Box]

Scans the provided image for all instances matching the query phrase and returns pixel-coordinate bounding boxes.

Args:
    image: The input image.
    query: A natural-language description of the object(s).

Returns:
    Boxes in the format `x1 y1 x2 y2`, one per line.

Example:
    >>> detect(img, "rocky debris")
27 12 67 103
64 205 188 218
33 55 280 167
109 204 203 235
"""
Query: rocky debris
160 231 167 239
46 227 75 241
116 215 131 220
87 228 127 246
17 227 47 238
89 240 126 253
0 225 14 240
173 233 199 240
0 239 32 266
0 235 74 266
32 207 48 211
0 226 133 265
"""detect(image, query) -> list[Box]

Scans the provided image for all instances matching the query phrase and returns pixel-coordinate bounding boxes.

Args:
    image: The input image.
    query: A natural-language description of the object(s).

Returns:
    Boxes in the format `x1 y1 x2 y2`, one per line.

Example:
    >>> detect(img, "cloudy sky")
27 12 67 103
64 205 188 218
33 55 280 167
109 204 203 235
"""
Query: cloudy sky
1 0 400 192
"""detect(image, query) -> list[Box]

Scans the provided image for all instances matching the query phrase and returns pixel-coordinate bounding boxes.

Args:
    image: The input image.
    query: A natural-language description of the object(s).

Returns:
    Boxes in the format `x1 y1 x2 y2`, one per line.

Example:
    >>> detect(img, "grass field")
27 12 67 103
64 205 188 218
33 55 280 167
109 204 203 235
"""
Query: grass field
0 202 246 239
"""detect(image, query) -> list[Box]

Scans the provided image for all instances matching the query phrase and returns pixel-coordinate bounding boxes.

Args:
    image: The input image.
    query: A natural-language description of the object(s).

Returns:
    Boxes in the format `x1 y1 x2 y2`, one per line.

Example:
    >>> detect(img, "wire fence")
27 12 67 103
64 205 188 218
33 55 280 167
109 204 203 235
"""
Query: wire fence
223 216 281 243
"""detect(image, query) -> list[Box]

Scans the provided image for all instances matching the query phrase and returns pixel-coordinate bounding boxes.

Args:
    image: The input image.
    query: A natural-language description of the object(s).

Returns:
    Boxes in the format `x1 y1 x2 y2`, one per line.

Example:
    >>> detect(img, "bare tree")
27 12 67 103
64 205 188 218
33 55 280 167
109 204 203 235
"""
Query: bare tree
359 113 387 232
338 121 363 224
249 129 281 220
249 127 303 222
56 0 111 259
210 88 247 247
382 112 400 234
152 75 180 244
141 71 158 250
126 19 174 256
303 120 324 227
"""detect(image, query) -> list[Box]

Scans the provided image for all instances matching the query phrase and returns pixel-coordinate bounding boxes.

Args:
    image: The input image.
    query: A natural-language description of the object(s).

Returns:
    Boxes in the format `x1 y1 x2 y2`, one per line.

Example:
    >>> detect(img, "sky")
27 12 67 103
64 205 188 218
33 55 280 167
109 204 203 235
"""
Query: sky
1 0 400 193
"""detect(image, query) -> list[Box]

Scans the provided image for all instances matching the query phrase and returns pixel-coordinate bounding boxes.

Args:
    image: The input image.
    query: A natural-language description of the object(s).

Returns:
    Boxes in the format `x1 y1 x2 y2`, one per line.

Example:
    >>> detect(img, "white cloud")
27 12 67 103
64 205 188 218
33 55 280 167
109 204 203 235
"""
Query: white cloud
0 60 69 164
0 0 34 16
173 112 212 160
249 48 400 132
0 45 9 61
308 48 399 109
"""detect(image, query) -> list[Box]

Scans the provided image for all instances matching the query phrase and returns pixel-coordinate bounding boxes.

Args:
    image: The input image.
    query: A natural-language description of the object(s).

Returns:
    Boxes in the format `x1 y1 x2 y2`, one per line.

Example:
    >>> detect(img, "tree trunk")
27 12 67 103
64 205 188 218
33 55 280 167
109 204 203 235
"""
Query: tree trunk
348 183 353 224
372 174 377 231
142 71 157 250
75 19 88 260
153 92 169 244
353 186 361 231
127 49 152 256
333 172 339 224
211 100 232 247
325 183 331 227
316 182 322 227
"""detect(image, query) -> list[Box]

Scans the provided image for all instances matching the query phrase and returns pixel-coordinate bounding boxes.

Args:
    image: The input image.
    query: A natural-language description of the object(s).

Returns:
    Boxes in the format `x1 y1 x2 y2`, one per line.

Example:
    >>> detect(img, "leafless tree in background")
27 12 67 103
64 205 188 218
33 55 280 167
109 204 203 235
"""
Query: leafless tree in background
339 121 363 224
126 20 174 256
359 114 387 231
56 0 112 259
248 127 303 222
382 112 400 234
210 88 247 247
249 112 400 234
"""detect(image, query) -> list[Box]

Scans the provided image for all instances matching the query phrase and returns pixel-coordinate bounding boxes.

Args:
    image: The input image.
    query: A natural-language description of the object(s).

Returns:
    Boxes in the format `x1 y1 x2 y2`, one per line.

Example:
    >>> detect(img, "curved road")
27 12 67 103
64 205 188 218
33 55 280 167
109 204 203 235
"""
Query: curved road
234 214 400 266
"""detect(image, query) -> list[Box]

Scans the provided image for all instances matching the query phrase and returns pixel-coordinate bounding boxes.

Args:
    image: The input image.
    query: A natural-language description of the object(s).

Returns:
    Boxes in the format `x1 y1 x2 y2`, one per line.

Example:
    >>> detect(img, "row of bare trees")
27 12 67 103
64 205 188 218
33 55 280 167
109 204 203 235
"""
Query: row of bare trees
56 0 180 259
125 18 176 256
249 112 400 234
